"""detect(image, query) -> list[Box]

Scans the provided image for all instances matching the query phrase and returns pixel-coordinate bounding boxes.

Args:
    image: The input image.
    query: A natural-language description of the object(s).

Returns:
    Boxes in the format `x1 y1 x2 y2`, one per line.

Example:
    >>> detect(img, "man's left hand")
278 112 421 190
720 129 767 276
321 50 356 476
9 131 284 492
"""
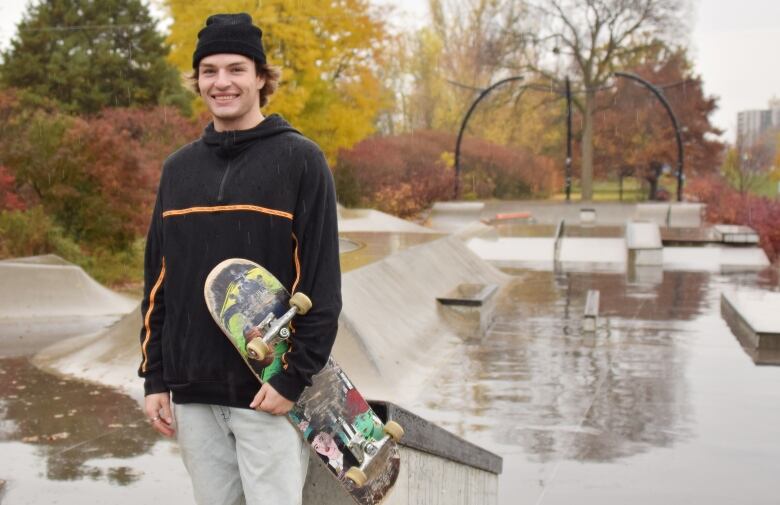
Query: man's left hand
250 382 294 415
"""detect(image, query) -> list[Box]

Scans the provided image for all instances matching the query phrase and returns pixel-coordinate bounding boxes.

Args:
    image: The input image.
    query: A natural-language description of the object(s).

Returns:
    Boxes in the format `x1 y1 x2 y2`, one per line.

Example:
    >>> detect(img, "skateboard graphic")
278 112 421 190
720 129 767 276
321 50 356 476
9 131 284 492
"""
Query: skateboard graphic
204 258 402 504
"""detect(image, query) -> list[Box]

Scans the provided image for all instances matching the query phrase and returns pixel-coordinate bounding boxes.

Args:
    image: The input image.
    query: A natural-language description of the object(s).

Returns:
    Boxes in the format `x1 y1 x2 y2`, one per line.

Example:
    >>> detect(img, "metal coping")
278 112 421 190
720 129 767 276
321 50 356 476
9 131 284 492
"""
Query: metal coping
436 283 498 307
368 400 503 475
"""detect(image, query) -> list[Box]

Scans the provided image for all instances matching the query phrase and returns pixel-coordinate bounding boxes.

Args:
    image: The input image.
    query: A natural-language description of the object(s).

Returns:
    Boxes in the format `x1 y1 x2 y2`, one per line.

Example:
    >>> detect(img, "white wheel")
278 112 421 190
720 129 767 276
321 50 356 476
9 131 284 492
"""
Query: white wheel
246 339 271 361
290 292 312 315
384 421 404 442
345 467 368 487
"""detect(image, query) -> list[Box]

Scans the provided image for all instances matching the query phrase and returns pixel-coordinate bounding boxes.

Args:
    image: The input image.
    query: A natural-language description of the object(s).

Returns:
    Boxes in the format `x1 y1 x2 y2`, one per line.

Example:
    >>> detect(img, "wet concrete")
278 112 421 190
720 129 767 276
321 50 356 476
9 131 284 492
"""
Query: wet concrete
0 357 191 504
407 267 780 505
3 223 779 504
339 231 444 272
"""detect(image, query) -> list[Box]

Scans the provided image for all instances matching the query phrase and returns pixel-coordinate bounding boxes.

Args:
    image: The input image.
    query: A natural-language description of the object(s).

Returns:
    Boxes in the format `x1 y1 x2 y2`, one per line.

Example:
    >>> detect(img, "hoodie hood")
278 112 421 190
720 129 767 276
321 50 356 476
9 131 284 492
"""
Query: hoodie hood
202 114 300 158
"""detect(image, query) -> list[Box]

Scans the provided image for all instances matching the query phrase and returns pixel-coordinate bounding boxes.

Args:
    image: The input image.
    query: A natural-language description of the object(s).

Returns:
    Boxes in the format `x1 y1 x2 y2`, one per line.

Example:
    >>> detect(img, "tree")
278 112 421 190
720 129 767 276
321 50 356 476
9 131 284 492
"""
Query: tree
1 0 191 114
526 0 683 200
0 89 200 249
164 0 389 161
590 45 722 199
726 129 778 196
399 0 534 136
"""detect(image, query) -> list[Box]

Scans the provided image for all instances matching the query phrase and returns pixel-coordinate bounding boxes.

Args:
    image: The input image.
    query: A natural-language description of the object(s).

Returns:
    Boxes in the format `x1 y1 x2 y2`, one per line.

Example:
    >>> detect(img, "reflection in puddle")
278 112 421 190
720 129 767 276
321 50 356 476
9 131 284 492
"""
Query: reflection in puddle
0 358 154 483
412 268 780 505
0 358 190 503
418 271 704 461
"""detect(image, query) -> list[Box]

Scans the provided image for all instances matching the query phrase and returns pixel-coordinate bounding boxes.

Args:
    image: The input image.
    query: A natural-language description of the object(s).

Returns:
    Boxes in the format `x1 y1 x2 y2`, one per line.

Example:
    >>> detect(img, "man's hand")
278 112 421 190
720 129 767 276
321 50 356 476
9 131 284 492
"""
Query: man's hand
250 383 294 415
144 392 175 437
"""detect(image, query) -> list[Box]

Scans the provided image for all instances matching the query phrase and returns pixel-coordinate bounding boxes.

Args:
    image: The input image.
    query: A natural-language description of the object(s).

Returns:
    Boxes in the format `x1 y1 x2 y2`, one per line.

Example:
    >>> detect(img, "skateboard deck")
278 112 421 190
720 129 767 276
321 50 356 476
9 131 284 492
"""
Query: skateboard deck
204 258 401 505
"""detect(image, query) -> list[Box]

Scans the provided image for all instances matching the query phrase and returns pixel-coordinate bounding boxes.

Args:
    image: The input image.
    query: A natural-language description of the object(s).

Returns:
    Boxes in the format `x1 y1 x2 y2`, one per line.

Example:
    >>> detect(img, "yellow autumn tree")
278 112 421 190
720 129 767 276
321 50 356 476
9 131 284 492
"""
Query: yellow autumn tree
395 0 563 159
163 0 389 161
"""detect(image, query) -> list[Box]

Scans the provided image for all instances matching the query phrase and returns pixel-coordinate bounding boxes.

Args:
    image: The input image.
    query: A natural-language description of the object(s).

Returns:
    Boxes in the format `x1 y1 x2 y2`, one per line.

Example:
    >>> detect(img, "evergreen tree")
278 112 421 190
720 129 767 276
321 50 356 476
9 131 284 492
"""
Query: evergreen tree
1 0 191 114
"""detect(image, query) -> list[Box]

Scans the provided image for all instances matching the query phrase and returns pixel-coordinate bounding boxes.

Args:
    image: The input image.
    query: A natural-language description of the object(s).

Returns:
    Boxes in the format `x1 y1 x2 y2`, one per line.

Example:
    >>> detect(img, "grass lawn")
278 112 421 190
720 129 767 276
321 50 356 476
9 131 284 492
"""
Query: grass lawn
553 177 649 201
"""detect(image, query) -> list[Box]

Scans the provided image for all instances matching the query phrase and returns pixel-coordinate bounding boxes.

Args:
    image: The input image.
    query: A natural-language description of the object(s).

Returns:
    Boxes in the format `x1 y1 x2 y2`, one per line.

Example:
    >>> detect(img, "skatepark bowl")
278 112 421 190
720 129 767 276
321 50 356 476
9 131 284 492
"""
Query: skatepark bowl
2 203 780 505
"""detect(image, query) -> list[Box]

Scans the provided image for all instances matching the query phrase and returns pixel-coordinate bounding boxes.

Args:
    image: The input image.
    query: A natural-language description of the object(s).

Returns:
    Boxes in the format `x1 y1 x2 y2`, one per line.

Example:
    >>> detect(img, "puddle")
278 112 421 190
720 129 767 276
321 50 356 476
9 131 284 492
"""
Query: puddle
0 358 190 504
410 268 780 505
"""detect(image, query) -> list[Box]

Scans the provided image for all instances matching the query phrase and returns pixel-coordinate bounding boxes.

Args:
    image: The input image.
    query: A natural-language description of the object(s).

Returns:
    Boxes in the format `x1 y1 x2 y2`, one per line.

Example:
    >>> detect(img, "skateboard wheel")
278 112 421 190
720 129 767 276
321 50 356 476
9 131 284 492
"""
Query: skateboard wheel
246 339 271 361
290 292 312 315
383 421 404 442
345 467 368 487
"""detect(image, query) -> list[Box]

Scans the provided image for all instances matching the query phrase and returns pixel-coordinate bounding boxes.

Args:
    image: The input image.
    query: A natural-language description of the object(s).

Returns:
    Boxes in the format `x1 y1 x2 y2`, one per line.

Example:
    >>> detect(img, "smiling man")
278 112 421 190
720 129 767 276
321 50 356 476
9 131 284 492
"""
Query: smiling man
138 13 342 505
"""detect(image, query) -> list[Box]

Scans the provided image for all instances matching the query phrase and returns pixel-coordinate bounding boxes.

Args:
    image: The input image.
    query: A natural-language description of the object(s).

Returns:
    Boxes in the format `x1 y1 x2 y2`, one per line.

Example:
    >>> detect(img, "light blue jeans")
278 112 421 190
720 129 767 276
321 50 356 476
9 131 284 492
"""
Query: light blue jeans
174 403 309 505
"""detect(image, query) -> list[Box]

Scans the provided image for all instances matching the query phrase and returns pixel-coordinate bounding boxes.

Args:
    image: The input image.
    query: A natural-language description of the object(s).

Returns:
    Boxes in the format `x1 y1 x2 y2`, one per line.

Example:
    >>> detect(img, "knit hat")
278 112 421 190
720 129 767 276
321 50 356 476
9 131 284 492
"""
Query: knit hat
192 13 267 69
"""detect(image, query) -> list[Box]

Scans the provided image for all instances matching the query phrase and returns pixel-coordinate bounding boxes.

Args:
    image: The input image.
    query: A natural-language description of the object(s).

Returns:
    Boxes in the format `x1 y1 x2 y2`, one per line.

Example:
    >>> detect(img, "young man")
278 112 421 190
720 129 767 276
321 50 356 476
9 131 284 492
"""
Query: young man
138 13 342 505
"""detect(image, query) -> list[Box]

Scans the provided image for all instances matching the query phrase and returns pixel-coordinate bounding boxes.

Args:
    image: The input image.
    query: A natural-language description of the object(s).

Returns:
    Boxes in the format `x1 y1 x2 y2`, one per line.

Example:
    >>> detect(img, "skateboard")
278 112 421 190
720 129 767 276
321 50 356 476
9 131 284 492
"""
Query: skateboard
204 258 403 505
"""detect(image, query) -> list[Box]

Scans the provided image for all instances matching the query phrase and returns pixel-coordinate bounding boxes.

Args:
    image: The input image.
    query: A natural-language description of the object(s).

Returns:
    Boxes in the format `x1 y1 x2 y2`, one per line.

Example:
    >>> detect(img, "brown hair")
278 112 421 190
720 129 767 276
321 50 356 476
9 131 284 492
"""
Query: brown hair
189 60 281 108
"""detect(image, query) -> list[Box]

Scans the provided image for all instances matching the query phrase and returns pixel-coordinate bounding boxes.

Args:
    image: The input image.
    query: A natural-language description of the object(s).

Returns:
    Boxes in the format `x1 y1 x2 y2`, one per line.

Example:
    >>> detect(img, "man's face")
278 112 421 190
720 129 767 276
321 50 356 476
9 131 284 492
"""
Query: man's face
198 54 265 130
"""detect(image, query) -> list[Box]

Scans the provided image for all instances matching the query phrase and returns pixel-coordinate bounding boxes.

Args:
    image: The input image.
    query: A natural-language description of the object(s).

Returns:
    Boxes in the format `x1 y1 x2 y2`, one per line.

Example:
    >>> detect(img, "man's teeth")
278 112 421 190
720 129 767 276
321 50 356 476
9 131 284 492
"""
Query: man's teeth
215 95 238 101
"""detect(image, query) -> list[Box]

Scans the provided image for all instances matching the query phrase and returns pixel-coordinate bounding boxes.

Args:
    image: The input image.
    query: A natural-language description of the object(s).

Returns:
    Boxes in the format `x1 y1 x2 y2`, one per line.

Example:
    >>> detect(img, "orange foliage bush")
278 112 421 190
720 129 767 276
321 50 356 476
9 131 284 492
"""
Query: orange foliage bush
335 130 559 217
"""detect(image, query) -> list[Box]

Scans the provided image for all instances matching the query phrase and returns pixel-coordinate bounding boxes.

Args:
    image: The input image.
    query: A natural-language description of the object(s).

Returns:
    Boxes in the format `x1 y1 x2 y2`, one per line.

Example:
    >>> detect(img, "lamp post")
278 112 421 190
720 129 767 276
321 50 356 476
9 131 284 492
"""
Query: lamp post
612 71 685 202
565 76 572 202
453 76 524 199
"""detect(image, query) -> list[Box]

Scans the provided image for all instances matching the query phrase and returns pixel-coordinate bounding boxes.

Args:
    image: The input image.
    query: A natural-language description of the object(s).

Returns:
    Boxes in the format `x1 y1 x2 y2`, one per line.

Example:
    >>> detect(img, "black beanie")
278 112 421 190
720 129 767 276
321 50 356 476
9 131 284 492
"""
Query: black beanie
192 13 267 69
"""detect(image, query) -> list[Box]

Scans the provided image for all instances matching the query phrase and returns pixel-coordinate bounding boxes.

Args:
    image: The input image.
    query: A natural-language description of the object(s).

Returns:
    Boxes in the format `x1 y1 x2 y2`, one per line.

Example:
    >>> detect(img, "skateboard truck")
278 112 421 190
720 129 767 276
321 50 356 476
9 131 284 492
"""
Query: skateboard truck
344 420 405 487
246 292 312 361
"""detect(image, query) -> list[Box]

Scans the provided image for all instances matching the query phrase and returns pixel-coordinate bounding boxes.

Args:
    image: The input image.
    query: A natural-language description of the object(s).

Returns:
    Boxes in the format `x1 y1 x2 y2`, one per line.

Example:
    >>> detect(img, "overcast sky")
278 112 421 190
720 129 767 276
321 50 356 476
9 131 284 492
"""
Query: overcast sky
1 0 778 143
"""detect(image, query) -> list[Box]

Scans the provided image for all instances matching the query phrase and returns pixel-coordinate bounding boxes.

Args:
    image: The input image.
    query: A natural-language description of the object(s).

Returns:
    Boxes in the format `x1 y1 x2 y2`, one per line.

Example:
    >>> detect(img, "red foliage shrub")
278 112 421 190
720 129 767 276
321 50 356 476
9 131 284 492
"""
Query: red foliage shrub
335 130 558 217
69 107 202 242
0 98 201 249
0 165 25 211
687 175 780 262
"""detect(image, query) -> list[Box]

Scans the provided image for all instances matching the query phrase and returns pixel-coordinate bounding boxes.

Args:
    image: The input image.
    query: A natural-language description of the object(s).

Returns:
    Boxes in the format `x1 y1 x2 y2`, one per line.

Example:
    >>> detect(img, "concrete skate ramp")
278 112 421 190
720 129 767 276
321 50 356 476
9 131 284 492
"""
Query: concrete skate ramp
426 202 486 233
34 305 144 402
35 236 509 408
0 257 136 320
337 206 436 234
0 254 73 265
332 235 509 405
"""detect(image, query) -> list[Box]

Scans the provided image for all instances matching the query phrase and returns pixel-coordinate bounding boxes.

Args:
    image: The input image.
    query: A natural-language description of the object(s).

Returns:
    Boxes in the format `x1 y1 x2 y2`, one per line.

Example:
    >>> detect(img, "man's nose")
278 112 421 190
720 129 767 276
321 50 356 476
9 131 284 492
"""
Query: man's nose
215 69 231 88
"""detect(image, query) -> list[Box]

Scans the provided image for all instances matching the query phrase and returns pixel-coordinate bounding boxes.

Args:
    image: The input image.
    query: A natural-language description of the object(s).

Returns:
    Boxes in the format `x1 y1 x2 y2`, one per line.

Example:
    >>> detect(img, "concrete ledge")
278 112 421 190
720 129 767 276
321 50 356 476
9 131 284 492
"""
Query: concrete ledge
437 284 499 340
635 203 670 226
371 401 502 475
303 445 499 505
634 203 703 228
721 290 780 350
669 203 703 227
713 225 760 244
437 284 498 307
626 221 663 266
302 401 502 505
583 290 600 332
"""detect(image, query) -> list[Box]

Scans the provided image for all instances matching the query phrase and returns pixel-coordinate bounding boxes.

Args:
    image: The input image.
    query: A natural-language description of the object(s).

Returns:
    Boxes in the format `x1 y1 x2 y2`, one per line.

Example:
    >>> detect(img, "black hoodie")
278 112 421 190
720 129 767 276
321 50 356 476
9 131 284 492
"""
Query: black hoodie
138 114 342 407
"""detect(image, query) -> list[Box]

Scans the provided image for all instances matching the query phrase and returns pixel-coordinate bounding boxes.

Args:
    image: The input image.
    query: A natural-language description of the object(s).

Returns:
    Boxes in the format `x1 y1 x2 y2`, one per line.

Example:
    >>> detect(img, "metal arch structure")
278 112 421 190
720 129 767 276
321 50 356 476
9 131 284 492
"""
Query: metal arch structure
453 72 685 202
453 76 525 199
612 71 685 202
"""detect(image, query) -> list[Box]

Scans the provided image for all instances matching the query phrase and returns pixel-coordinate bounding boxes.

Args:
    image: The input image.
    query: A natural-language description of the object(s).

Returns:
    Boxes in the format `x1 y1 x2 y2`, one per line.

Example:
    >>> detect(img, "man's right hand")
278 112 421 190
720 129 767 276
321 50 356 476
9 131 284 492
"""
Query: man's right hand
144 392 175 437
